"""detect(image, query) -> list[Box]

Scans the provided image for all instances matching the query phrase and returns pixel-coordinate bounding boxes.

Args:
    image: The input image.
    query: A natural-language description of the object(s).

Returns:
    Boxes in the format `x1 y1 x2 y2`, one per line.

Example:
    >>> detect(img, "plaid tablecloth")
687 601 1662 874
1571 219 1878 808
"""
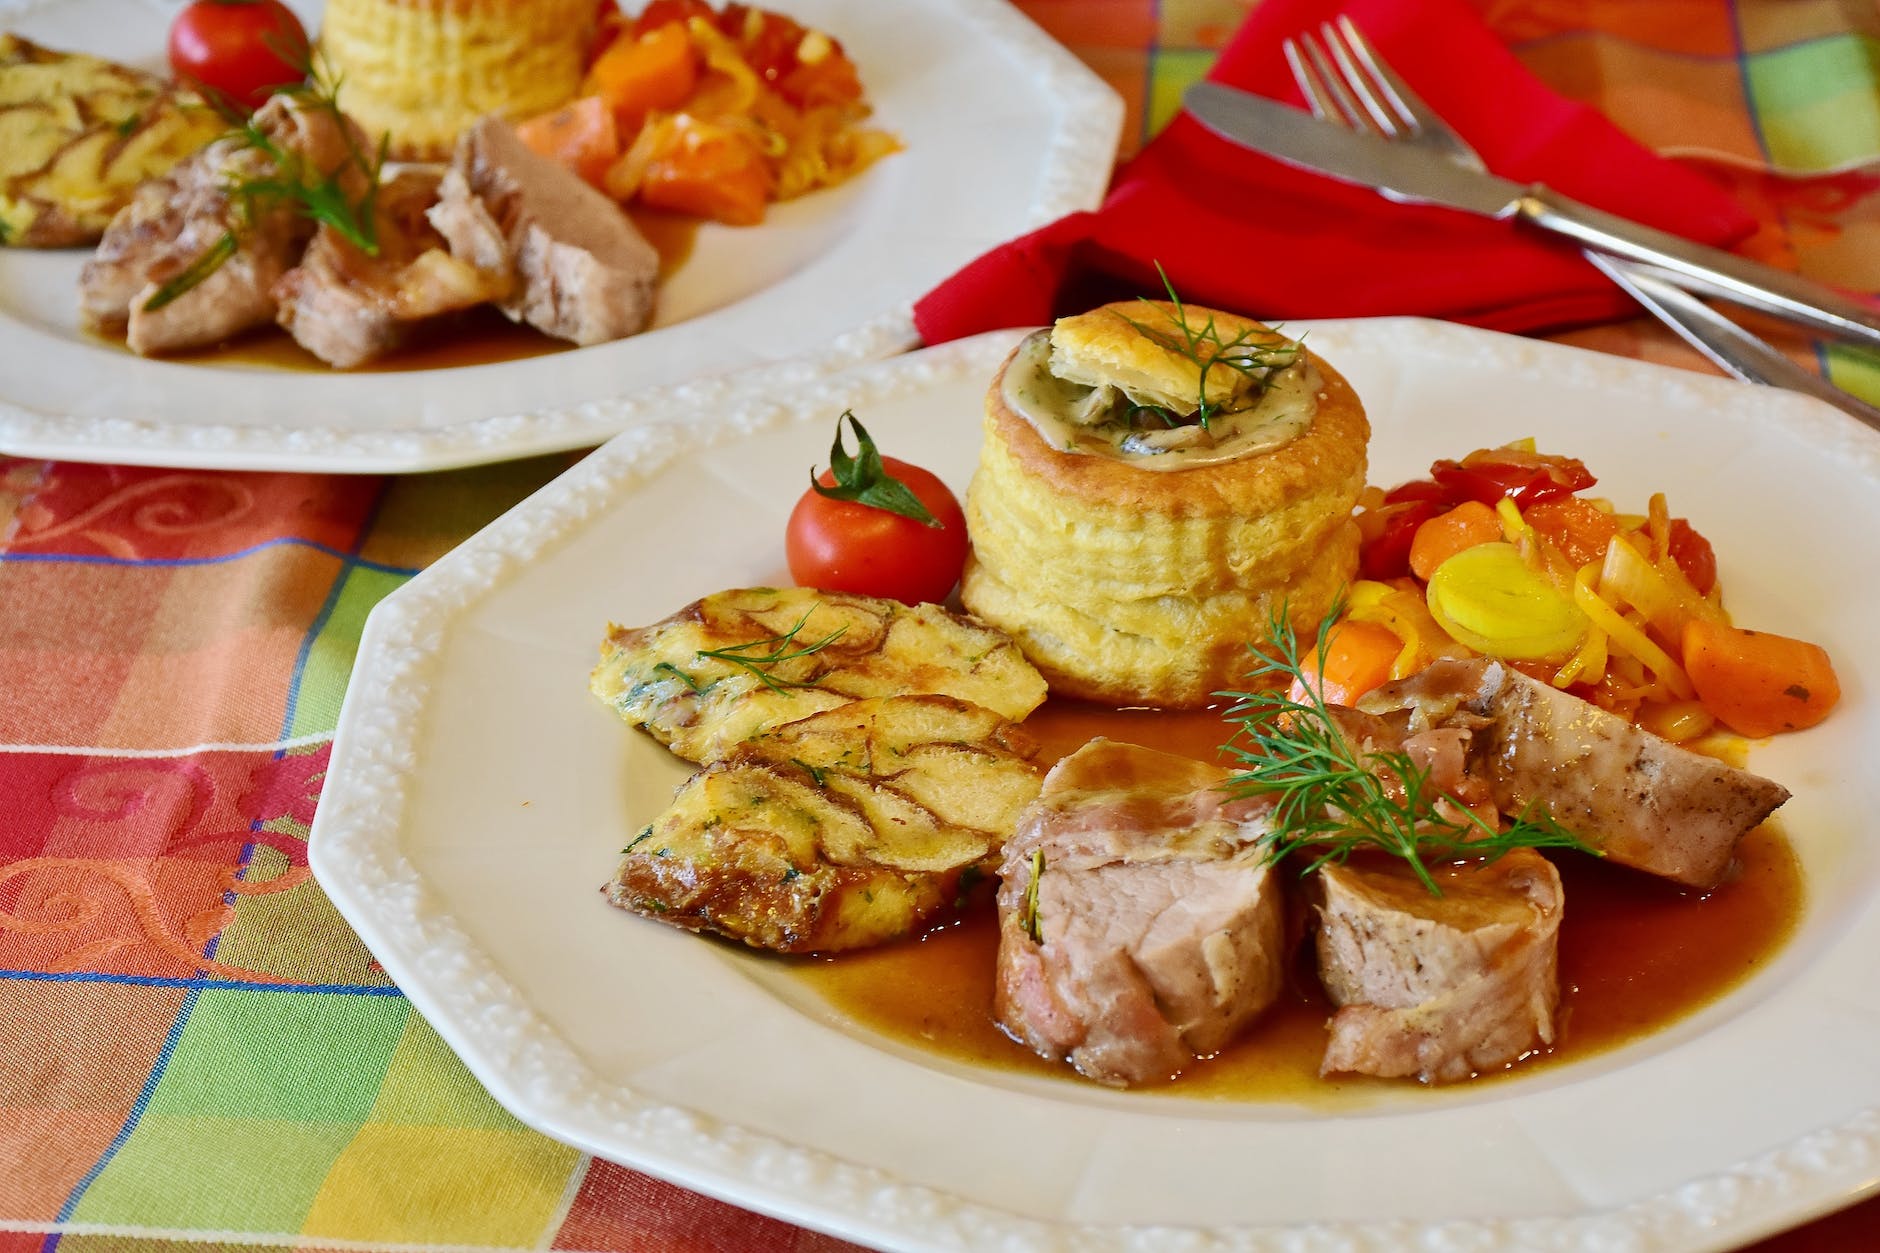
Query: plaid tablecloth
3 2 1878 1250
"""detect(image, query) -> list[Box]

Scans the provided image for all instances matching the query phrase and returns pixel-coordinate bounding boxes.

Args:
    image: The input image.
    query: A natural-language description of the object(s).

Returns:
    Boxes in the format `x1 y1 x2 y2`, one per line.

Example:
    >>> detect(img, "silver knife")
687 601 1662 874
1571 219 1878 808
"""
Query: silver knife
1184 80 1880 352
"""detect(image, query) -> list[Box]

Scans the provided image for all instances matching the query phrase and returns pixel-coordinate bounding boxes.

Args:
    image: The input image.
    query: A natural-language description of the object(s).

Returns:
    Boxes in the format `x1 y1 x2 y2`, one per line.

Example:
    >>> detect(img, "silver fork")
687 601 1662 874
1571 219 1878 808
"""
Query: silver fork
1284 17 1880 427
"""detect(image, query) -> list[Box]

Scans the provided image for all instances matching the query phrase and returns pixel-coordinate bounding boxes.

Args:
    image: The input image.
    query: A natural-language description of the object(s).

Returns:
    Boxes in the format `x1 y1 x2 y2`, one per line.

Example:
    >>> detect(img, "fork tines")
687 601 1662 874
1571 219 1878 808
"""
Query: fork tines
1285 19 1412 138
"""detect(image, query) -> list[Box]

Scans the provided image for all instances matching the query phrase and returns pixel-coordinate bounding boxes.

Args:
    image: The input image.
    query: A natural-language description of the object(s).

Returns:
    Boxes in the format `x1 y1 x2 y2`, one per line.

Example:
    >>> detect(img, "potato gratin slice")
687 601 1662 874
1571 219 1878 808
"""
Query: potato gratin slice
589 586 1047 764
606 695 1043 952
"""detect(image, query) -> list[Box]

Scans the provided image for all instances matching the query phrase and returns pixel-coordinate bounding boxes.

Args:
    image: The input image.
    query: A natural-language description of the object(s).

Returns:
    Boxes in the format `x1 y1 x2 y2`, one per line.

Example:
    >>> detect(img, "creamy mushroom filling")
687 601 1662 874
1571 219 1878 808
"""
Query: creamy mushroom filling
999 329 1320 470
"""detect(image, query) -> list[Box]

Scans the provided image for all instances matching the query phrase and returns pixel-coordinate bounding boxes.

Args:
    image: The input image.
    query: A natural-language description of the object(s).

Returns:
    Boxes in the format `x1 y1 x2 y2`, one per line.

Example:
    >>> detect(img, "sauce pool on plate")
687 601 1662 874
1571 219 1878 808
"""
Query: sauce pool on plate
789 697 1804 1097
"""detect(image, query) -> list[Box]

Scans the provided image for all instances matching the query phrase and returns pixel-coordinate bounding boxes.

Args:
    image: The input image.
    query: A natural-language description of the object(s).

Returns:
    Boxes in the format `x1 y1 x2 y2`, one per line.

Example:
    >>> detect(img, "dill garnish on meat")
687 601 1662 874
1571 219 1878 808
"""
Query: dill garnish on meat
1218 606 1594 895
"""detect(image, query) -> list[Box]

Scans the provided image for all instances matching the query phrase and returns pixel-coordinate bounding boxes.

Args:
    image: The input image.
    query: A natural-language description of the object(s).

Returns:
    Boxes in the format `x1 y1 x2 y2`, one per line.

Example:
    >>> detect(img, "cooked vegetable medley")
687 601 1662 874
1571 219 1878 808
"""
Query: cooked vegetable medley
515 0 899 225
1318 441 1839 741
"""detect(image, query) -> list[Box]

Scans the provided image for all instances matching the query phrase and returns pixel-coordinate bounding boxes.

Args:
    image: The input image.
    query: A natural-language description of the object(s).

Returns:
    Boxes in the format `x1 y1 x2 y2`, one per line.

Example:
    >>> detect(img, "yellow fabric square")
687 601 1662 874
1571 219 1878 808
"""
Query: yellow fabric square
300 1123 580 1245
366 1011 519 1130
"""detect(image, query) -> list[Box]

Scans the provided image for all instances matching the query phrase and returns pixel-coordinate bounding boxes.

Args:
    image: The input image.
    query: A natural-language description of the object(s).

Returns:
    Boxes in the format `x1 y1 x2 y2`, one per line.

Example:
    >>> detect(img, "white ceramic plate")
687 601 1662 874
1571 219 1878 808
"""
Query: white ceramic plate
0 0 1118 472
311 320 1880 1251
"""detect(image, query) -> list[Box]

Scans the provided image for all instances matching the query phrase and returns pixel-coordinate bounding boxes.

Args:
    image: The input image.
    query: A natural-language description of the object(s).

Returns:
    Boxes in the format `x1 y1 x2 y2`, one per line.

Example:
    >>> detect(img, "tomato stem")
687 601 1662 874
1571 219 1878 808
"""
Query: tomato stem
809 411 940 528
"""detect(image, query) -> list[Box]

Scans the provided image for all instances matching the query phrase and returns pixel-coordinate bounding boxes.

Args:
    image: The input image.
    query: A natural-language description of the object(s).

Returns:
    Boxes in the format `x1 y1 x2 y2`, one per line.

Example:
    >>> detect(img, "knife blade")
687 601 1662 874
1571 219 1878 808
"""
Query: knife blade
1183 81 1880 352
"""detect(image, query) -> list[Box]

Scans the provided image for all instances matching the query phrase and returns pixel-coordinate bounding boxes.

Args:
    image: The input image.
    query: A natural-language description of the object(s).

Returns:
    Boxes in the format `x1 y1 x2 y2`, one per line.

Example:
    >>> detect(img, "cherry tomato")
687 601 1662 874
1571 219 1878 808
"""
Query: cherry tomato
1427 447 1596 510
786 458 967 606
168 0 310 112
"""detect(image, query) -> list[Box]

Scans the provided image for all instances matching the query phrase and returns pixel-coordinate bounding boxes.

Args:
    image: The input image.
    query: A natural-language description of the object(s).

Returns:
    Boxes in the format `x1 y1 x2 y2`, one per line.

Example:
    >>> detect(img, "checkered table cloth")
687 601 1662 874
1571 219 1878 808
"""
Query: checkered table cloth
3 2 1877 1250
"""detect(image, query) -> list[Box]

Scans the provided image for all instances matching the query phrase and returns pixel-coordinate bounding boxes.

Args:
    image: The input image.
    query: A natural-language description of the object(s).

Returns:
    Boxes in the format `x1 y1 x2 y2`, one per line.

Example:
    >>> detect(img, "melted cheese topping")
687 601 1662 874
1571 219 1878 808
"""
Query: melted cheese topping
999 330 1321 471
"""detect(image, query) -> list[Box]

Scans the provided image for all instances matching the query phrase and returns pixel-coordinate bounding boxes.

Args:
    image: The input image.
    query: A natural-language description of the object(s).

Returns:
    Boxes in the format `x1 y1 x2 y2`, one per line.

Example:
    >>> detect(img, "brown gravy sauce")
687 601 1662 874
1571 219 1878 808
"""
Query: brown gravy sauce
94 206 698 373
790 698 1804 1098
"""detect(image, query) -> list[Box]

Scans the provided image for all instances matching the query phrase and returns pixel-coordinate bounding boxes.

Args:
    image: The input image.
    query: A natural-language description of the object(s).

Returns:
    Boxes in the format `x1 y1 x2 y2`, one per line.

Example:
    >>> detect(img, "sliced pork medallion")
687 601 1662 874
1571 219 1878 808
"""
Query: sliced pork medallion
1357 658 1790 888
79 96 364 355
995 740 1285 1087
1316 848 1564 1084
429 116 658 345
274 167 507 367
590 586 1048 764
606 695 1042 953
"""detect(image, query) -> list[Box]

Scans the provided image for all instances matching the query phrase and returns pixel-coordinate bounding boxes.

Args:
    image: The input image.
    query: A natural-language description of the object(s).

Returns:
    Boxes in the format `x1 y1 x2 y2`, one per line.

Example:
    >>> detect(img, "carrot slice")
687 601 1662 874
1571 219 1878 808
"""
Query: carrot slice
514 96 620 187
636 116 773 225
1408 500 1502 582
1289 618 1404 707
584 20 699 135
1524 497 1619 568
1682 619 1840 738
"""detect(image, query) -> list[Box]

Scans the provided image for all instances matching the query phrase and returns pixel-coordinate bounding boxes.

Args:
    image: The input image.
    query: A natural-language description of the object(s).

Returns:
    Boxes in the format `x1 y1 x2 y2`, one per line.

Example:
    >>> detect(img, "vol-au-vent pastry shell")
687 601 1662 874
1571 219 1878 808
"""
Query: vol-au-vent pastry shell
318 0 596 161
961 519 1360 707
962 311 1370 707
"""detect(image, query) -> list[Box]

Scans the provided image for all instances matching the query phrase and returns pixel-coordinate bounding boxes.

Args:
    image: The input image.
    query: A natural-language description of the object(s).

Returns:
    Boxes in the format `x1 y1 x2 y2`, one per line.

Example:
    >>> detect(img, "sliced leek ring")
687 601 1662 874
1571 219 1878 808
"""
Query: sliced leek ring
1426 542 1587 662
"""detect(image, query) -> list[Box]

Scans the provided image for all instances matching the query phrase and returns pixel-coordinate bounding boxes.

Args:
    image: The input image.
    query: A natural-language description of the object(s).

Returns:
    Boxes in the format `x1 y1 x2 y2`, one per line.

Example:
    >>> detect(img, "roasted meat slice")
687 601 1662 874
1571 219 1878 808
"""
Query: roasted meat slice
274 167 506 367
430 116 657 345
606 695 1042 953
1357 658 1790 888
79 95 364 355
995 740 1286 1087
1315 848 1564 1084
590 586 1048 764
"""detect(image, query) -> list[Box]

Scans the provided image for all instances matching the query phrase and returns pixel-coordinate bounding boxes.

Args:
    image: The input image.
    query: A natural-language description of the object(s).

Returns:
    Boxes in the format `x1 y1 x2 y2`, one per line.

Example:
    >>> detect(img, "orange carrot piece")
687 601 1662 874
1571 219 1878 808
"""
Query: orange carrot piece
514 96 620 187
1289 618 1404 707
1524 496 1619 569
1408 500 1503 582
584 20 699 135
1682 619 1840 738
637 117 772 225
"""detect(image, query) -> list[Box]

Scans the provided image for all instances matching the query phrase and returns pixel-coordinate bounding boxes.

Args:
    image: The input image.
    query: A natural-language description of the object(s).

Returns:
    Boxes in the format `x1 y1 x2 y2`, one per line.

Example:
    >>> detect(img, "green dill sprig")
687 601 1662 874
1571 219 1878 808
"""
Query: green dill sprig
694 608 847 695
1218 605 1594 896
1119 264 1301 433
1020 848 1045 942
141 53 385 313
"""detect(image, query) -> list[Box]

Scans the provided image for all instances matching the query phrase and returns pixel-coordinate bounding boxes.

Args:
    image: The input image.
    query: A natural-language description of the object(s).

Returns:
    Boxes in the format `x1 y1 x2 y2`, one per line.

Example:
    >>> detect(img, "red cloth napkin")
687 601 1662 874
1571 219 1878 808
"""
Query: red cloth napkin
913 0 1757 343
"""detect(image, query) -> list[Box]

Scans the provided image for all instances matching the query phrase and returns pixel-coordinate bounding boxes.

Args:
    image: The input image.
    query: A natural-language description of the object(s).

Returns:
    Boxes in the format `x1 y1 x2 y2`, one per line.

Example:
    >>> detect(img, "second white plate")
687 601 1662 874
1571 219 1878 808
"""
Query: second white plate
0 0 1119 472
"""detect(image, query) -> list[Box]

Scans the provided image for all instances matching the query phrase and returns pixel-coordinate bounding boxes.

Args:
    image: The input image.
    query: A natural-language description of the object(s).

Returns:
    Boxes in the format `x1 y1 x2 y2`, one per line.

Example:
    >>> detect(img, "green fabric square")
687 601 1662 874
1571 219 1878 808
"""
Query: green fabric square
145 988 406 1123
1827 343 1880 405
1746 35 1880 169
367 1011 521 1131
288 564 410 739
67 1114 355 1230
367 452 572 556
